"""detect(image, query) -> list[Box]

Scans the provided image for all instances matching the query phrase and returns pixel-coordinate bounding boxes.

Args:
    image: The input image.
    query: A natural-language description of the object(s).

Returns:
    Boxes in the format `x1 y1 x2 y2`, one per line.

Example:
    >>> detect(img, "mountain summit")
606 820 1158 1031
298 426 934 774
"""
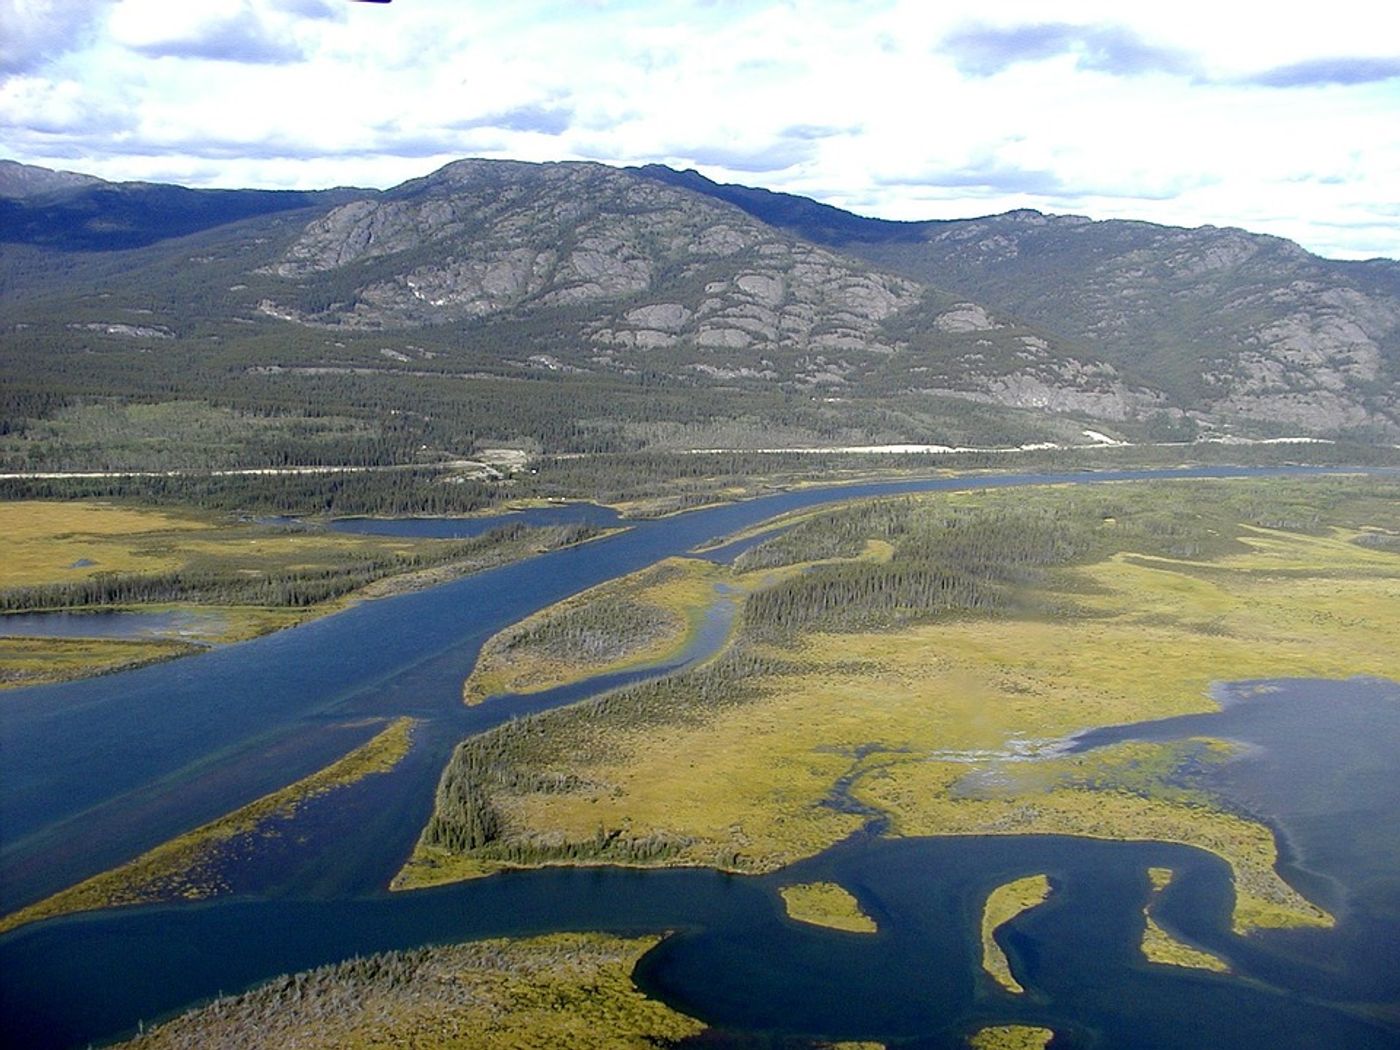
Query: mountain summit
2 157 1397 445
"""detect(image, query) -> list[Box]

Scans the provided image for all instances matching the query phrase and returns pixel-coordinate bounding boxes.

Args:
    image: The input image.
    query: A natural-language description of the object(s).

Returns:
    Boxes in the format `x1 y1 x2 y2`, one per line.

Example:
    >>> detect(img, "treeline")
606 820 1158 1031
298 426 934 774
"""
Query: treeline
734 496 1102 634
0 386 71 437
0 469 503 516
114 932 661 1050
744 563 1008 637
7 438 1398 522
0 522 601 613
737 476 1400 636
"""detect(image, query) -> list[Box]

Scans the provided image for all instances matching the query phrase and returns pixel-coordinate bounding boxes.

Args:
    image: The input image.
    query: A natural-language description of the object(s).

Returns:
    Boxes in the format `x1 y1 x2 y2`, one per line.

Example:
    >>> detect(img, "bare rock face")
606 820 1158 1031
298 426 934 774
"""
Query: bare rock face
934 303 999 332
916 330 1164 422
258 159 1167 420
855 209 1400 436
257 157 1398 436
266 161 771 327
624 303 692 331
595 242 918 356
67 322 175 340
268 159 922 368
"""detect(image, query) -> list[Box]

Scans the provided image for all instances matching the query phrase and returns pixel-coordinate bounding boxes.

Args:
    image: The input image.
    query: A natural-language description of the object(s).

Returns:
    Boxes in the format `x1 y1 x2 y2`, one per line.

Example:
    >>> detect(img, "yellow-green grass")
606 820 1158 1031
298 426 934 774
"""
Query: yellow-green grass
464 557 730 703
408 616 1343 929
113 932 705 1050
399 515 1397 932
981 875 1052 994
1140 867 1231 972
0 606 315 691
0 717 417 935
779 881 878 933
0 500 214 585
0 500 477 596
0 499 513 687
0 636 200 688
967 1025 1055 1050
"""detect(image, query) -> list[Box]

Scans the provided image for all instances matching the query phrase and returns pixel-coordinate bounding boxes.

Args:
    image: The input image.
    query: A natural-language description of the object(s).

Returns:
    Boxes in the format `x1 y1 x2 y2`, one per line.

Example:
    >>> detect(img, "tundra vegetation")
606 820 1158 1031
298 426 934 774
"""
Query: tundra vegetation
1140 867 1231 972
980 875 1053 994
0 500 604 686
967 1026 1056 1050
778 881 878 933
111 933 705 1050
400 476 1400 936
0 635 202 687
0 718 416 934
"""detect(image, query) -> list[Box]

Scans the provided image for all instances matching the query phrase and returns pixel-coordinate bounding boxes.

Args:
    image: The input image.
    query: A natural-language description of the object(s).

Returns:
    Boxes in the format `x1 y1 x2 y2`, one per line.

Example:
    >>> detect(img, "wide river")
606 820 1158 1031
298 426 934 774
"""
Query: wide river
2 466 1398 1049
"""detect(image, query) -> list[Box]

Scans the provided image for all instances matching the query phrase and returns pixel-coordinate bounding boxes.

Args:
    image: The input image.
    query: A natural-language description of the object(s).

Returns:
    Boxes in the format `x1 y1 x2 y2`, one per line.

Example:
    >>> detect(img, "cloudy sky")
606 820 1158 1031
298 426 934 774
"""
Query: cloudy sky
3 0 1398 259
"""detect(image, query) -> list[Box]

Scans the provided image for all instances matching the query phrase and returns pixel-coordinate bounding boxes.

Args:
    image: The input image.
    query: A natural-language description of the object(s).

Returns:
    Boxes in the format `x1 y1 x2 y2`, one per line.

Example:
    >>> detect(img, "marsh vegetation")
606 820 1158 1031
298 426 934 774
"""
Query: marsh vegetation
0 500 604 685
403 477 1400 934
778 881 878 934
980 875 1053 994
1140 867 1230 972
463 558 726 703
111 933 704 1050
967 1026 1055 1050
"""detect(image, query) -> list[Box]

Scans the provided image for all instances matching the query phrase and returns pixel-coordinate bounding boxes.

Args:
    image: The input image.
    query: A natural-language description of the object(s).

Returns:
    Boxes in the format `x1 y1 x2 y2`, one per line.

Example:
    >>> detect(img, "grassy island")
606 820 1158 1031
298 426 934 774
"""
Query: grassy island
981 875 1053 994
779 881 878 933
1140 867 1231 972
968 1025 1056 1050
400 476 1399 937
112 933 705 1050
463 557 729 702
0 717 417 934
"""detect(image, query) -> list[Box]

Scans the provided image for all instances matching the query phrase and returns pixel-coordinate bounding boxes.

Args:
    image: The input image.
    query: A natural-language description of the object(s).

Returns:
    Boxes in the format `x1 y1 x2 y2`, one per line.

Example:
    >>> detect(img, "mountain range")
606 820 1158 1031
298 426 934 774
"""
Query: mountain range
2 156 1397 453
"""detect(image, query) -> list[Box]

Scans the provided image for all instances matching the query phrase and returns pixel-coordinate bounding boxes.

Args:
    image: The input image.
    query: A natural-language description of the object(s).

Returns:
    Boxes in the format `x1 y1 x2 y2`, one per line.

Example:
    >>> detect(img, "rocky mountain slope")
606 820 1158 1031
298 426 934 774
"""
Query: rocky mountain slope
637 166 1400 438
257 159 1163 415
2 157 1397 444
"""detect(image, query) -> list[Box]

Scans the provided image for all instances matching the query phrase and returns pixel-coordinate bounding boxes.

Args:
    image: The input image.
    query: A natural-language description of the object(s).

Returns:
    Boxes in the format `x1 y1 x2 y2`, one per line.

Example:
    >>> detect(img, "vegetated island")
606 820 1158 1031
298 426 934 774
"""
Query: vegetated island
779 881 879 933
981 875 1053 994
0 499 608 687
398 476 1400 937
967 1025 1056 1050
109 933 706 1050
0 717 416 934
464 556 729 703
1141 866 1231 972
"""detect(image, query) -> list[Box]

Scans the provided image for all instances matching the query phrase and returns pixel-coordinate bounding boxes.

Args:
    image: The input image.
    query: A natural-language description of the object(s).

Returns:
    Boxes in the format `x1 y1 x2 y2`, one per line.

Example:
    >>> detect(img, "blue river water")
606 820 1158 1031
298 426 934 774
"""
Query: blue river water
1 466 1398 1049
326 501 625 538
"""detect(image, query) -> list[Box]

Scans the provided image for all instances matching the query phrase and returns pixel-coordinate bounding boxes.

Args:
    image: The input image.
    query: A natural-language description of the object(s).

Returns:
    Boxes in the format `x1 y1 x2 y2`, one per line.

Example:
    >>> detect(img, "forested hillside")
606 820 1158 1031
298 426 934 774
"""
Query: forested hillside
2 156 1397 519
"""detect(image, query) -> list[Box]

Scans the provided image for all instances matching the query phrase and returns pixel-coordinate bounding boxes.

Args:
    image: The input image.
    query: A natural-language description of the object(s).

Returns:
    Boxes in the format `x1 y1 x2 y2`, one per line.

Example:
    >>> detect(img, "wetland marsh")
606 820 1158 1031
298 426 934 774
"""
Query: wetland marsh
2 467 1399 1049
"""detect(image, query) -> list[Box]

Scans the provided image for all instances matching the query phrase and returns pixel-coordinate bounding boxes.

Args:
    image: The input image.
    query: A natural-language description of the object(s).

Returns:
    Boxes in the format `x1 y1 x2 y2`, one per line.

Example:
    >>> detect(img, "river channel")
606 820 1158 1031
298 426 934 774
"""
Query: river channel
2 466 1398 1049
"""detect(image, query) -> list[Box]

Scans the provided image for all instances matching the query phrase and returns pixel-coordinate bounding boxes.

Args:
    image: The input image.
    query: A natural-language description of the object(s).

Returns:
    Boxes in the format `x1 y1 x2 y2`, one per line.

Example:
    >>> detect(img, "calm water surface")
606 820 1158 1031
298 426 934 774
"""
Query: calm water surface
326 502 623 538
0 608 227 642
